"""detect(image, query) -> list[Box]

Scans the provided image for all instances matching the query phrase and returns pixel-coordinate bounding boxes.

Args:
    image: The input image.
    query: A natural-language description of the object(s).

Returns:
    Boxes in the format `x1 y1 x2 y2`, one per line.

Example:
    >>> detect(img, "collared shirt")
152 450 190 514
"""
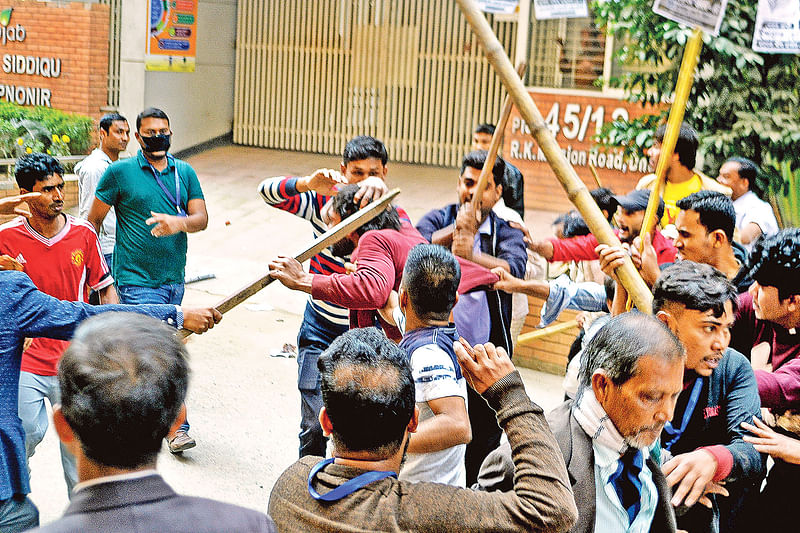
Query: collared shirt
76 148 118 255
73 469 159 493
95 151 204 287
733 191 779 252
593 441 658 532
452 217 491 346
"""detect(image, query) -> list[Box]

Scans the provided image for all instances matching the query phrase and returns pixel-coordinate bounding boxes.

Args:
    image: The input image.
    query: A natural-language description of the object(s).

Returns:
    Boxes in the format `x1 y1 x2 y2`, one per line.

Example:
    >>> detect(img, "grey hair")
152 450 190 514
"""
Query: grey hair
577 312 684 397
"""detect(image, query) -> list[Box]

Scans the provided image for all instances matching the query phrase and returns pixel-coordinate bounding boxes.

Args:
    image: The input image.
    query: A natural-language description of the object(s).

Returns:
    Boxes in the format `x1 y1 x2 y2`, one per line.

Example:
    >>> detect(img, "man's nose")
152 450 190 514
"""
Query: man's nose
53 188 64 201
656 399 675 424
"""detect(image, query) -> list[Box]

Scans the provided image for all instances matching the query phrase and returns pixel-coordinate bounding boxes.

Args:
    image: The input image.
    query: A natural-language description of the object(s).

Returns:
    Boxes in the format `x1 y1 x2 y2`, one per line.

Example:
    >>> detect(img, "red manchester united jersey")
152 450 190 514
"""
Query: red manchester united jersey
0 214 113 375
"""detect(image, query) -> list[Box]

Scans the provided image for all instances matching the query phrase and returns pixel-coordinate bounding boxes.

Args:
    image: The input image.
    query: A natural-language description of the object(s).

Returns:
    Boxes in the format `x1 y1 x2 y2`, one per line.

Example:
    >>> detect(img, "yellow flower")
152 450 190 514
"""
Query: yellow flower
46 149 51 154
61 134 70 143
25 147 32 154
16 137 23 145
52 134 59 143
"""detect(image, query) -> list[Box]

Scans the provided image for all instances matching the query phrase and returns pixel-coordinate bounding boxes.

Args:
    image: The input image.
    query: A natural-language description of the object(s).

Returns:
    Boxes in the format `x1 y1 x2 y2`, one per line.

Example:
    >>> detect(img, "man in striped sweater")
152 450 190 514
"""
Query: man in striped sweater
257 136 394 457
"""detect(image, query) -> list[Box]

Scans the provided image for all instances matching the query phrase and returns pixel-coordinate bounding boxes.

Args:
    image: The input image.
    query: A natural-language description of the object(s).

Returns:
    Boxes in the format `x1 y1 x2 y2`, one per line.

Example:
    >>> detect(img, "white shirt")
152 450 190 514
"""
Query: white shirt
593 441 659 533
733 191 779 252
75 148 116 255
399 344 468 487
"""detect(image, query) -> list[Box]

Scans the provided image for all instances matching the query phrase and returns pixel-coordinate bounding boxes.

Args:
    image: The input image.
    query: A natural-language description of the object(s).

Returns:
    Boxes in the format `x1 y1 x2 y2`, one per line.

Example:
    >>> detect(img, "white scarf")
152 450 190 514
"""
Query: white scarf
573 390 629 455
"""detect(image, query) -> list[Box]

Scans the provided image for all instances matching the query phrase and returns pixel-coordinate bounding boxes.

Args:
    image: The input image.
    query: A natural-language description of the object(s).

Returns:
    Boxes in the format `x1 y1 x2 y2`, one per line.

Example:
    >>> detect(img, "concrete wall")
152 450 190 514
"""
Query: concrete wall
119 0 237 152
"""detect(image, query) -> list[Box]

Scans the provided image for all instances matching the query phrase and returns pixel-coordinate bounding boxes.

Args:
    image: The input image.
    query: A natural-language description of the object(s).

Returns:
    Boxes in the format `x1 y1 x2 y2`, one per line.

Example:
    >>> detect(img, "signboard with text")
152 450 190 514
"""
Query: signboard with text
753 0 800 54
0 2 109 114
146 0 197 72
504 91 658 213
652 0 729 36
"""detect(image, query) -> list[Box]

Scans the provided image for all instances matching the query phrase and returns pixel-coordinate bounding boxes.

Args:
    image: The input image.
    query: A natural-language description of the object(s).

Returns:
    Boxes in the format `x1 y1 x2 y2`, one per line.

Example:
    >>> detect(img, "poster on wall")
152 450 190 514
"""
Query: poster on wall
475 1 519 14
145 0 197 72
652 0 729 36
533 0 589 20
752 0 800 54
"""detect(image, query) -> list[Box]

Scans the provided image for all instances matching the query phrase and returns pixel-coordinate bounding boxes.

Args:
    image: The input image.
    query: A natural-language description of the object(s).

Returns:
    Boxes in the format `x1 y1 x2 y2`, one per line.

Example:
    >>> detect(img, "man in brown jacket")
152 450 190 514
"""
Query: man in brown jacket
268 327 578 532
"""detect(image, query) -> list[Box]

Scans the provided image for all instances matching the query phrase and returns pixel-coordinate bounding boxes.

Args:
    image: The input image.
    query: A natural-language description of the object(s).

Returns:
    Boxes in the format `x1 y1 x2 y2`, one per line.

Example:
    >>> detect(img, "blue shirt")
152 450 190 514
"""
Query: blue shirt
593 441 658 532
452 217 491 346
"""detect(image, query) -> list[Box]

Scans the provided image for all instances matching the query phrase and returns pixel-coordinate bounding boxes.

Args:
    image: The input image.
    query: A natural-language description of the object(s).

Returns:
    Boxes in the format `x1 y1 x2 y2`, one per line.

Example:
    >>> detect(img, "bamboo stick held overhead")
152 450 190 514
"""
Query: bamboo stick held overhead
456 0 653 312
470 62 527 215
179 189 401 338
639 28 704 245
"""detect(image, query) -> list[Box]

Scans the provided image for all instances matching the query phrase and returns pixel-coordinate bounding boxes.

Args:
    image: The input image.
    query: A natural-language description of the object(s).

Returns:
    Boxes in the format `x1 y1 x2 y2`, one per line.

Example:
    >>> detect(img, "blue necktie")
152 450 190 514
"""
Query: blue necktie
608 449 644 525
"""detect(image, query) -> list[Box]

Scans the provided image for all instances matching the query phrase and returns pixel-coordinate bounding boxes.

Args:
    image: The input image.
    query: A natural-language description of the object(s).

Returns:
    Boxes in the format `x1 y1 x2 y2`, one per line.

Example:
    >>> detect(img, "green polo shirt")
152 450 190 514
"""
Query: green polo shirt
95 151 204 287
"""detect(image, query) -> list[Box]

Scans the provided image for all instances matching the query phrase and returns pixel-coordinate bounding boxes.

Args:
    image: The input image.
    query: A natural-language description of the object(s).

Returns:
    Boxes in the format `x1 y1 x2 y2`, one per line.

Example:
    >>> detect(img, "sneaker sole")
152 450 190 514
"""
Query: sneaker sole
169 440 197 454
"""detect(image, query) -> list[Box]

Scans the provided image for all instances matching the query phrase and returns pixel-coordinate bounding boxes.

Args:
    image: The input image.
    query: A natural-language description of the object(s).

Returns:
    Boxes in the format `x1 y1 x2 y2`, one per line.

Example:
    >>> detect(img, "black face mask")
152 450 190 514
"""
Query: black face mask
140 133 171 154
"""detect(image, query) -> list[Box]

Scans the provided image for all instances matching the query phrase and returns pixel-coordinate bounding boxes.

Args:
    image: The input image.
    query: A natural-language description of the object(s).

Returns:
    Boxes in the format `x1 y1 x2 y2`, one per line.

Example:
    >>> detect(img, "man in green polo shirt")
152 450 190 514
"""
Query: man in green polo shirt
88 107 207 453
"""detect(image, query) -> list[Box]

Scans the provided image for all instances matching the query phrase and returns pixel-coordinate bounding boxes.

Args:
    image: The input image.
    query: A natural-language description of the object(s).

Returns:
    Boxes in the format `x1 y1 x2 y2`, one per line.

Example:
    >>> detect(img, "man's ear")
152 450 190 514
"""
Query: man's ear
407 405 420 434
340 162 347 175
787 294 800 313
53 407 81 457
381 165 388 180
709 229 727 248
398 288 409 313
319 407 333 437
591 371 613 405
656 309 675 329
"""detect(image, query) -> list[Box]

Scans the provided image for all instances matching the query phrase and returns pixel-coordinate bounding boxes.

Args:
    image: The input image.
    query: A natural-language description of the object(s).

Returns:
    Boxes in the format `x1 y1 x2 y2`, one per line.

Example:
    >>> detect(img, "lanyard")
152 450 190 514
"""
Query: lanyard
307 458 397 501
662 377 703 451
148 157 185 216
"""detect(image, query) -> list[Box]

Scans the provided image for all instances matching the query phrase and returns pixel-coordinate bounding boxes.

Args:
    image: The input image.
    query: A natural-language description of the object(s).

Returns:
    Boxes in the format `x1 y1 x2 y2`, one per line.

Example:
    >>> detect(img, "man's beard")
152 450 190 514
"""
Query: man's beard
330 238 355 259
623 423 665 450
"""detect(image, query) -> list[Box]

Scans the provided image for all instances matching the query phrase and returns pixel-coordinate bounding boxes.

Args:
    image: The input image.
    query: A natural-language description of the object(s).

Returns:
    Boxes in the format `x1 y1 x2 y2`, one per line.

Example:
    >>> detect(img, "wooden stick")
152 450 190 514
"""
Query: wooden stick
456 0 653 313
179 188 401 338
639 28 704 246
471 61 527 215
516 319 578 346
588 163 602 188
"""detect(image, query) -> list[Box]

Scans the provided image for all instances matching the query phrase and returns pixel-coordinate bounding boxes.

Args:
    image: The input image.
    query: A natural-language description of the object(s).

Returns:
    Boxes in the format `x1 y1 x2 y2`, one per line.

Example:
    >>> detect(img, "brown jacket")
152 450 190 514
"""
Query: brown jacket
268 372 578 532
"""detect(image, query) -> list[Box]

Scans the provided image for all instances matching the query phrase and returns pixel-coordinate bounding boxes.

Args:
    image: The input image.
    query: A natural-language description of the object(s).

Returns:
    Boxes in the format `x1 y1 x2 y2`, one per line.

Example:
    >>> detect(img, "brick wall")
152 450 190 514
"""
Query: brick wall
0 1 109 116
514 294 579 375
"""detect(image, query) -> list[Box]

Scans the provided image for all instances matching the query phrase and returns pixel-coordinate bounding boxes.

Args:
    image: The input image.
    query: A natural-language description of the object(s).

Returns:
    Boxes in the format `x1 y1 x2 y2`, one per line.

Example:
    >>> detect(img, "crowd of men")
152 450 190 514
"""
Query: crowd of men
0 114 798 533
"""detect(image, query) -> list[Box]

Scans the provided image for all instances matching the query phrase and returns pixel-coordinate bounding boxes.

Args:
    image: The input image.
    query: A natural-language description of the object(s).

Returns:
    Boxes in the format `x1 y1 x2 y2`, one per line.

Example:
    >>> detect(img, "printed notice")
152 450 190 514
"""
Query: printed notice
533 0 589 20
476 1 519 15
653 0 729 36
753 0 800 54
145 0 198 72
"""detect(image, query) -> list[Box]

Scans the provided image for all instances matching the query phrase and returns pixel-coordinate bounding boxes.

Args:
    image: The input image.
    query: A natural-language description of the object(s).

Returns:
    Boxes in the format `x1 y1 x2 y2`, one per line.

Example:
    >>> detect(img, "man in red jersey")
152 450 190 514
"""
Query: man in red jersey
0 153 116 496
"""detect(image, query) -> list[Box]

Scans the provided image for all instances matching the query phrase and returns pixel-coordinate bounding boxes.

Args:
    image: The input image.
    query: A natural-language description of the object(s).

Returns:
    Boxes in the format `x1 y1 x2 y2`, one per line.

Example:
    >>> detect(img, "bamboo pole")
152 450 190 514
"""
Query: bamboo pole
179 189 401 338
516 319 578 346
588 163 602 188
639 28 704 244
471 62 527 215
456 0 653 312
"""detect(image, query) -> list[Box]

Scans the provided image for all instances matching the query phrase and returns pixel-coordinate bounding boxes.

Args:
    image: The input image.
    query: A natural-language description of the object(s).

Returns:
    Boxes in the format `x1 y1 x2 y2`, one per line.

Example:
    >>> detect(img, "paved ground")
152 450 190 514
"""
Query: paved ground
30 145 565 524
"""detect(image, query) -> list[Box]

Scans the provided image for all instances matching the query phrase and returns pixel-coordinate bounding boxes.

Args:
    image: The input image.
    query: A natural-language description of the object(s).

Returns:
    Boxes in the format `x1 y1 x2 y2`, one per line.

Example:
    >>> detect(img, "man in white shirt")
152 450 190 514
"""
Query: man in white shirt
716 157 778 252
393 244 471 486
75 113 129 269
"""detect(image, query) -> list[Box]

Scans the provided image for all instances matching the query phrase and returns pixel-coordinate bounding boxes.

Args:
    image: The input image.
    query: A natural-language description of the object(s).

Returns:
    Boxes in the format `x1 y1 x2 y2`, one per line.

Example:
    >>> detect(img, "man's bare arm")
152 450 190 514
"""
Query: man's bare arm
87 197 112 234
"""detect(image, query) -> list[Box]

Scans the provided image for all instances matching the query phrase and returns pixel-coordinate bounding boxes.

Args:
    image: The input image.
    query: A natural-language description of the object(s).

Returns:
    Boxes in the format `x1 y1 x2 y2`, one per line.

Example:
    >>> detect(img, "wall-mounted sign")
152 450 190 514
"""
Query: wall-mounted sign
533 0 588 20
753 0 800 54
146 0 198 72
652 0 729 36
504 91 658 213
0 7 53 106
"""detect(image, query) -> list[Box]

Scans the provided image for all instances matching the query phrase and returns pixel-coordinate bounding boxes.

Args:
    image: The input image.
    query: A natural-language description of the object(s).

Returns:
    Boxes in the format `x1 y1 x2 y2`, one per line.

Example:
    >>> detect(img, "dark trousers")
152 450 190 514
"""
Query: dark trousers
464 384 502 486
297 303 348 458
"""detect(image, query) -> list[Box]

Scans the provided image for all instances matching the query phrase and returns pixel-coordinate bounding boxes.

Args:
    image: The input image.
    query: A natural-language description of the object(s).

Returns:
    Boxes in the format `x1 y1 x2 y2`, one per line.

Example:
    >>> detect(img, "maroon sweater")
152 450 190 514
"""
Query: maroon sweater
732 291 800 410
311 221 498 341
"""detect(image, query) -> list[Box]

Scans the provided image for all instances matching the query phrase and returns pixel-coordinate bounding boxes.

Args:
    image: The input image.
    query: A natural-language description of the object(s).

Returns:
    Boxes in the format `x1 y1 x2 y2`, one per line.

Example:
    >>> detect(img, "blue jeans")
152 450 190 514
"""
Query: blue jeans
18 372 78 496
117 283 185 306
297 303 347 458
117 282 189 432
0 495 38 532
